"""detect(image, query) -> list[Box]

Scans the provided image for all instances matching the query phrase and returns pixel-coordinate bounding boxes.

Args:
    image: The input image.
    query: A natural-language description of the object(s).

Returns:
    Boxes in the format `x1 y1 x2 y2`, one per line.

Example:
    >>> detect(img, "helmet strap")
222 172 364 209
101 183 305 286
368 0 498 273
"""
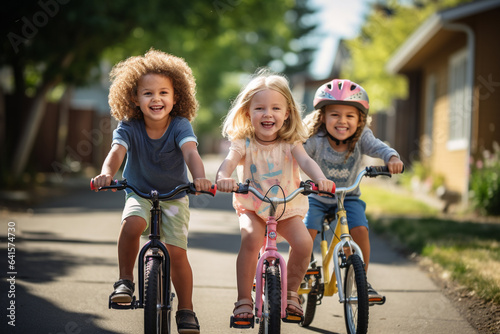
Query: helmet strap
326 131 355 146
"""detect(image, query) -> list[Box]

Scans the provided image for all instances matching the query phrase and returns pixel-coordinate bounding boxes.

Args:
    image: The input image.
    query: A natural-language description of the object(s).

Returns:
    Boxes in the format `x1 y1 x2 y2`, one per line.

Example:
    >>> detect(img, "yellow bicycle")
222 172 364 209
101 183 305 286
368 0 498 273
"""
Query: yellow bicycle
298 166 393 334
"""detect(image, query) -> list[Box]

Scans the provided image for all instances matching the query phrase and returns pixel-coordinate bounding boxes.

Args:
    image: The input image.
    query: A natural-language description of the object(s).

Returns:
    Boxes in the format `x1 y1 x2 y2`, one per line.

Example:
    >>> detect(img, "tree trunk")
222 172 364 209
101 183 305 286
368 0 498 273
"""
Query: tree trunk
11 82 55 179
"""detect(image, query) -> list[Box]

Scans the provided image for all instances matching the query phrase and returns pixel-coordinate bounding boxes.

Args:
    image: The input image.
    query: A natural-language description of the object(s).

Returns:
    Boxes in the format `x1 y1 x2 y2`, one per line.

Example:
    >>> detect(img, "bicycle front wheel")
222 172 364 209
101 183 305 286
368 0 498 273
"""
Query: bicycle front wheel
144 257 170 334
258 264 281 334
343 254 369 334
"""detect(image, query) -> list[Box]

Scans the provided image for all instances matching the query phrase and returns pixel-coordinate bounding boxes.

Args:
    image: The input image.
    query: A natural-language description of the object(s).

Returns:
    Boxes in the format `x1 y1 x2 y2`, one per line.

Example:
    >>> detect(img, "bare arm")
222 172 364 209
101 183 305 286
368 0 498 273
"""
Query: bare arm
181 141 212 192
91 144 127 190
292 144 335 192
215 149 242 192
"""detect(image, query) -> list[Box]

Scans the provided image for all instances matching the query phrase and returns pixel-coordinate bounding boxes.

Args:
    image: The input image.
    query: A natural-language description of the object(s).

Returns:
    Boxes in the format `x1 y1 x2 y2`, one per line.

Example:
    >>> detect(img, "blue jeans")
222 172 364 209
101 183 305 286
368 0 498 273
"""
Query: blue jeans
303 196 368 232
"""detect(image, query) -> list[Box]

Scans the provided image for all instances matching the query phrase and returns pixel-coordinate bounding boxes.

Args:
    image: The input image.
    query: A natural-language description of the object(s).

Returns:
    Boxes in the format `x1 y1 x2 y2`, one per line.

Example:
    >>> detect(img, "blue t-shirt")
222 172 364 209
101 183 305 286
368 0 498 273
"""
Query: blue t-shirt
112 117 197 198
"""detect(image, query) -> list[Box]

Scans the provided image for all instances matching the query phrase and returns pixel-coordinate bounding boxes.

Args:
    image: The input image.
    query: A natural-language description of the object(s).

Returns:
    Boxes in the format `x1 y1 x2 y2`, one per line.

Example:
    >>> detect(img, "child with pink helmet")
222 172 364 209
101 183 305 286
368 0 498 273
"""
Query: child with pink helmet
303 79 404 303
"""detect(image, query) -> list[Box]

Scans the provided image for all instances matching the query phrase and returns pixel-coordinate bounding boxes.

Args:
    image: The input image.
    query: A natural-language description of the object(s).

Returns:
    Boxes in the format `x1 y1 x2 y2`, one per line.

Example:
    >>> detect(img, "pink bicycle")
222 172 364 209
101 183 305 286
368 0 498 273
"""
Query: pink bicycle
230 180 335 334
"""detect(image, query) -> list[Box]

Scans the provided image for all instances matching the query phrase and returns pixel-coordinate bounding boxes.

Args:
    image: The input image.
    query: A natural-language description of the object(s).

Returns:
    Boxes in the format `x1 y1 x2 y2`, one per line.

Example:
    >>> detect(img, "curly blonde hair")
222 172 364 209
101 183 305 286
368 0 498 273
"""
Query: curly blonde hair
222 68 307 144
303 107 370 161
108 49 198 121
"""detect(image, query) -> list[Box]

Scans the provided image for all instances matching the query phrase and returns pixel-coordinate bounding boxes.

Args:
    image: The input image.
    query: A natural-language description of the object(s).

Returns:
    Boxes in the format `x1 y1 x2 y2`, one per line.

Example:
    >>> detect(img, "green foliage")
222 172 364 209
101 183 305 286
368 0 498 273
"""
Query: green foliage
370 216 500 303
1 0 317 136
469 143 500 216
341 0 474 113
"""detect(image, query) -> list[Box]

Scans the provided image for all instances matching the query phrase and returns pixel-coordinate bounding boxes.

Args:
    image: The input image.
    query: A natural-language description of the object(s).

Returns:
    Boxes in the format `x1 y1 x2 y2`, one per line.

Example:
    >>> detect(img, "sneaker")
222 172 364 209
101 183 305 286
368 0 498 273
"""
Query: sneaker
110 279 135 303
367 282 386 306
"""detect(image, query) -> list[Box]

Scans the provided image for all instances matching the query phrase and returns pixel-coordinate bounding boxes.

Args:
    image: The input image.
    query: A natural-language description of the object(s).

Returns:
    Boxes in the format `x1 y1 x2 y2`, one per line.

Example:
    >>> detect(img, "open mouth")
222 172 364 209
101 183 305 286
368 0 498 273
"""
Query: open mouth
261 121 275 129
335 126 349 134
150 106 164 112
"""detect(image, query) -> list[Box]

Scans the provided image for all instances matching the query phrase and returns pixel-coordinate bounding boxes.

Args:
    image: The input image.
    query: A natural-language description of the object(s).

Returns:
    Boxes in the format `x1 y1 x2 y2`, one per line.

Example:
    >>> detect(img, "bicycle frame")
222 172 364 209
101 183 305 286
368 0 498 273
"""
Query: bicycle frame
254 208 288 320
136 190 171 310
319 197 364 303
92 180 215 313
234 181 323 321
298 166 392 301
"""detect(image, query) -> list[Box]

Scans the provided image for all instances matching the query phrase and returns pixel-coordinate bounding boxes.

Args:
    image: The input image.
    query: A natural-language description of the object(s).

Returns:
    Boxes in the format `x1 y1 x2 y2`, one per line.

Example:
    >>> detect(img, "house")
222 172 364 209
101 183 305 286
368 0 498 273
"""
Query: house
386 0 500 203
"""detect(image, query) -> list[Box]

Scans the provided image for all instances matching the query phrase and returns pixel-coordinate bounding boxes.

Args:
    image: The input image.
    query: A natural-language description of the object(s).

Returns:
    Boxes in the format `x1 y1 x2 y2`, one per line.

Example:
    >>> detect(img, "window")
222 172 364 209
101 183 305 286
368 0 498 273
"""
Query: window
447 48 469 151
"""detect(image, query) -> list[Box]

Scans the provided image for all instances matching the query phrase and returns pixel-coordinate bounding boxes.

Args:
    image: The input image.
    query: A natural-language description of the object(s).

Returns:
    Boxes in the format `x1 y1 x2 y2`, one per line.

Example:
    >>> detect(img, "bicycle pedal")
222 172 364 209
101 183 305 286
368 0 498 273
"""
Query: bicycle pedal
369 296 386 306
305 268 320 275
230 315 254 329
282 314 303 323
108 296 137 310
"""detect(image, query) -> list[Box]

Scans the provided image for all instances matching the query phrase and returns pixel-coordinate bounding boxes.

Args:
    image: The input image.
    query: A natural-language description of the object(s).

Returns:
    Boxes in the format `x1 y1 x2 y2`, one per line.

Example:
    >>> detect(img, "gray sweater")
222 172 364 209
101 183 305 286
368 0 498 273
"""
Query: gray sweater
304 127 399 203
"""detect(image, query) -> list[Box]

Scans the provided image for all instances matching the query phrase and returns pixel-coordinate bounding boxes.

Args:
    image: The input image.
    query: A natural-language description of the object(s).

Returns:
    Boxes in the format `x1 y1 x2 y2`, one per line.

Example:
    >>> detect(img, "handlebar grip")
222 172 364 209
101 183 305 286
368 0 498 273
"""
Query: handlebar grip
200 184 217 196
310 182 336 194
90 179 117 191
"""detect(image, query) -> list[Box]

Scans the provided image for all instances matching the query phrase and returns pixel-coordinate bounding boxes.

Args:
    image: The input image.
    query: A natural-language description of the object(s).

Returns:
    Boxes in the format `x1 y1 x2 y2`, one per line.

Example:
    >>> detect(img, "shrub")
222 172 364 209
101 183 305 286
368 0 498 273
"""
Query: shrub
469 143 500 216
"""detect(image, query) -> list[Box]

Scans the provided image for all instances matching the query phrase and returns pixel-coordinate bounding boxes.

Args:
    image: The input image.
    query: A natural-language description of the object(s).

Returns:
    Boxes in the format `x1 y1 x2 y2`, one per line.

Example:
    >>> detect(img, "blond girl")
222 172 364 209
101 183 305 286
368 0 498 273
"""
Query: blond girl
216 69 334 327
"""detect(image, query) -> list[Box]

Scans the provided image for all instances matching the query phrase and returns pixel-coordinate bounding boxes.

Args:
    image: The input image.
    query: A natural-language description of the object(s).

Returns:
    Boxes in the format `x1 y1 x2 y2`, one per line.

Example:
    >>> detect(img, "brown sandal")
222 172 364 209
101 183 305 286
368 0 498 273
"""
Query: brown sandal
230 298 255 328
283 291 304 323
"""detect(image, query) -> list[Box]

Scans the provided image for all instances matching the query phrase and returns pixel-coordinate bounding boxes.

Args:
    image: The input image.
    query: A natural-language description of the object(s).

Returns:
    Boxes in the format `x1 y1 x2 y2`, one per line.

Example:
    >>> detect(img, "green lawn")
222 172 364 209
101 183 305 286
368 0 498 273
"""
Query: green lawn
361 184 500 304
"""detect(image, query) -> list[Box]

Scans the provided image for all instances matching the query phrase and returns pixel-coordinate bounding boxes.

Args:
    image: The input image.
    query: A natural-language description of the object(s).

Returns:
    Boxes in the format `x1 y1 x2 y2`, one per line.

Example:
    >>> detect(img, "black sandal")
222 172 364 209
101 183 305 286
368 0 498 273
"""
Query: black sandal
110 279 134 303
176 309 200 334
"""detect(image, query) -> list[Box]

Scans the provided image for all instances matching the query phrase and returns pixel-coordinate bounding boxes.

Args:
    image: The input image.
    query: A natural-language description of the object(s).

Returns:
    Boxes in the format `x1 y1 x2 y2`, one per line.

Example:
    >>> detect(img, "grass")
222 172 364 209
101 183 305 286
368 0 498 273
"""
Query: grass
361 184 500 304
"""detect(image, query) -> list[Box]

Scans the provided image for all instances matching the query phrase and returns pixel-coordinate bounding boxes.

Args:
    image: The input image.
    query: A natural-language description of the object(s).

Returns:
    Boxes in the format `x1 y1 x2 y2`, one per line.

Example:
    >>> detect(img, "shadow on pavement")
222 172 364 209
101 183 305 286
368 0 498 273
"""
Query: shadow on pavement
0 244 120 333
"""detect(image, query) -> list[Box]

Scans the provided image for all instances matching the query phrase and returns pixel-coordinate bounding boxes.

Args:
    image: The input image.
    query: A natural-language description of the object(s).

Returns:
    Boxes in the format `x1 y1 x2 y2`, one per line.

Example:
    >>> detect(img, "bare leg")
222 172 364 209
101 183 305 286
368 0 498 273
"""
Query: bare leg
167 244 194 311
350 226 370 272
278 216 313 314
235 212 266 318
118 216 147 282
308 228 318 241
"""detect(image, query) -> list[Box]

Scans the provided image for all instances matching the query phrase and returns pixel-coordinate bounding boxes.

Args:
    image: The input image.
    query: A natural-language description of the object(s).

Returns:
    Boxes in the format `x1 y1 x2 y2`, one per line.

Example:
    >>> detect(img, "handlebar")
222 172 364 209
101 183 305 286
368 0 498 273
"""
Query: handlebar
233 180 336 204
90 179 216 199
234 165 403 201
334 165 404 195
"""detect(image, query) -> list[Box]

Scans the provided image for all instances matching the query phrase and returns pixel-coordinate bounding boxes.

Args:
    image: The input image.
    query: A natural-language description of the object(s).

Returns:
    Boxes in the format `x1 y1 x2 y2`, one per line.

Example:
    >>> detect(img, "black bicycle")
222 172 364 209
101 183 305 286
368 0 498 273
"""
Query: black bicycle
91 179 216 334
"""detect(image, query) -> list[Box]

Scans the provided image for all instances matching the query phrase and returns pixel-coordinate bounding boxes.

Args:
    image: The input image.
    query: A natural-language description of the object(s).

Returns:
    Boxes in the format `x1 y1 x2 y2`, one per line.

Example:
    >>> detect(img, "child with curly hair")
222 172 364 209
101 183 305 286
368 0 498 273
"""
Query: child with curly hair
92 49 211 333
303 79 404 304
216 69 334 327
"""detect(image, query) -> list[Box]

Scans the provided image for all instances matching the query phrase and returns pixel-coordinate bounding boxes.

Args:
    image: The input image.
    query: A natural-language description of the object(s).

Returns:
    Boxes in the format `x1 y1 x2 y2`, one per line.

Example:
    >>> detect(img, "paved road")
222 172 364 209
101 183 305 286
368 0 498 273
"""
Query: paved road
0 181 477 334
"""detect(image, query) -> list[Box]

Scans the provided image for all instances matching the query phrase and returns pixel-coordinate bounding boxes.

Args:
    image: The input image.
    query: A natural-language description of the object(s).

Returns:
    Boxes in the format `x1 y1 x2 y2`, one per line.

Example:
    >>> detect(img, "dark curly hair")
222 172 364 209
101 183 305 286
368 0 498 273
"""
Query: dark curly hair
108 48 198 122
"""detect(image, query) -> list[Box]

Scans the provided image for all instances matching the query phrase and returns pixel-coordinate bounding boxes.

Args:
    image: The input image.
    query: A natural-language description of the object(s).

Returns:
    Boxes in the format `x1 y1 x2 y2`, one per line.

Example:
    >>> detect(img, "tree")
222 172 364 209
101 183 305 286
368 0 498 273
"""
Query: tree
341 0 473 113
0 0 317 184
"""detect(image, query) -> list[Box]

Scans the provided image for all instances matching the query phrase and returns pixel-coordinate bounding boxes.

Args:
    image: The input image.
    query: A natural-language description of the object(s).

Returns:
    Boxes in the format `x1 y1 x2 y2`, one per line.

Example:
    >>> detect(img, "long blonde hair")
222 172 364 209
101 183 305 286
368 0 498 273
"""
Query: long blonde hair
222 69 307 143
108 49 198 121
303 107 370 161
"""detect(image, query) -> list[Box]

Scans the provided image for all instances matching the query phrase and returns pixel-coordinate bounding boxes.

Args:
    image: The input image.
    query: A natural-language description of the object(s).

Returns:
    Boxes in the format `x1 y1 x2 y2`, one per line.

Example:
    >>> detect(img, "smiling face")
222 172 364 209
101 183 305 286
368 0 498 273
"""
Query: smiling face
248 89 289 143
134 73 176 126
323 104 360 142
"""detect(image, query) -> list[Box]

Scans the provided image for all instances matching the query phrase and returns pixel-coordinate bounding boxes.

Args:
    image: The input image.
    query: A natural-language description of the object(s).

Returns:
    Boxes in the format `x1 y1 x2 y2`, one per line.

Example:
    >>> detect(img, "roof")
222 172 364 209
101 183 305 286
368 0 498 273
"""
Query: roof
386 0 500 74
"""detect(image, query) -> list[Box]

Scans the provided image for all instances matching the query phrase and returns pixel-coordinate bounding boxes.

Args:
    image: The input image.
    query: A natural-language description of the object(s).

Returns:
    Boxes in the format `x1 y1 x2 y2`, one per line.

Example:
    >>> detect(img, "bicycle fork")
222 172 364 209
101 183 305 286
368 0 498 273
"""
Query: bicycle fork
137 240 172 311
254 218 288 320
323 209 364 303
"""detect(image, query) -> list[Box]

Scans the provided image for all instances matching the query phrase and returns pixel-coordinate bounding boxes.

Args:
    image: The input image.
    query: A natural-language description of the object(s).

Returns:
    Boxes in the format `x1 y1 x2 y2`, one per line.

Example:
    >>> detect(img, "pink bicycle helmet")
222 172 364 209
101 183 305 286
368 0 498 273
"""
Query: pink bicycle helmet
313 79 369 115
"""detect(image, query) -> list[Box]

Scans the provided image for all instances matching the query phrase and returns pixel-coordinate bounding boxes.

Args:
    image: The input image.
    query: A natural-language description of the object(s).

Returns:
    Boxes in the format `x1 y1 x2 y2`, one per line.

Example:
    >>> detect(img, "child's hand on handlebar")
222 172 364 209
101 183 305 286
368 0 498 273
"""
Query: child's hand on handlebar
316 179 335 194
387 156 404 174
193 178 213 193
216 178 238 193
91 174 116 192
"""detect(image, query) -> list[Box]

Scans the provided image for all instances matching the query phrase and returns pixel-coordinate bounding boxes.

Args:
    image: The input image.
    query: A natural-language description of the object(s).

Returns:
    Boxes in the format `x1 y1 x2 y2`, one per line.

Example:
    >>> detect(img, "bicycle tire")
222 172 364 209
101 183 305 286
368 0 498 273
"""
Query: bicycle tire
258 264 281 334
343 254 369 334
144 257 170 334
299 282 318 327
